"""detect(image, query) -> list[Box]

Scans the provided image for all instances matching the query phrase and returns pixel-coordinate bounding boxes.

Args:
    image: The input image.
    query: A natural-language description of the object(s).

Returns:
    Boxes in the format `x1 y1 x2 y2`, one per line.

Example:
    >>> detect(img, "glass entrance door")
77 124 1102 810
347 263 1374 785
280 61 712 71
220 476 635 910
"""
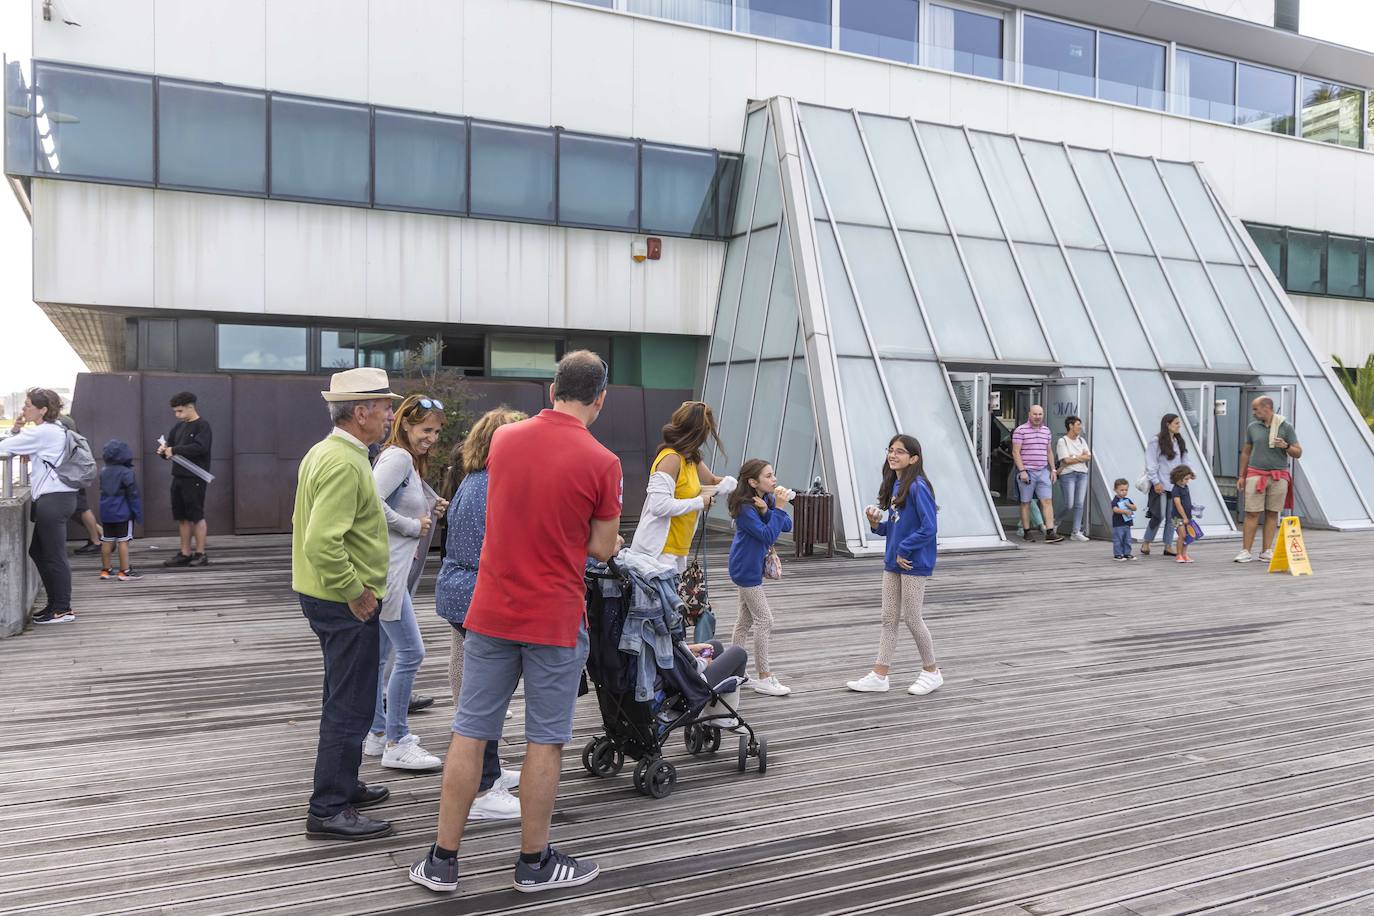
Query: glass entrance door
1042 376 1095 532
949 371 991 479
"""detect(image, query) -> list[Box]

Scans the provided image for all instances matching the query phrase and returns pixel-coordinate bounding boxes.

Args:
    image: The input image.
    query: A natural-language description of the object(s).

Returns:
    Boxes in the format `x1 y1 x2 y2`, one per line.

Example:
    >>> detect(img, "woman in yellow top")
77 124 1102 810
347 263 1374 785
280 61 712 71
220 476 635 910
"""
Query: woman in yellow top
629 401 734 571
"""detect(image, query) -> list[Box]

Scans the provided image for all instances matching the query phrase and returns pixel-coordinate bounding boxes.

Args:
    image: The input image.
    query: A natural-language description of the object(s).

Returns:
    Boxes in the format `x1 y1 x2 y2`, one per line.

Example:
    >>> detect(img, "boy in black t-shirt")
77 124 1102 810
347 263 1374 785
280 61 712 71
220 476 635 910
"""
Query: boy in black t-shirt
1110 478 1136 561
1170 465 1196 565
158 391 212 567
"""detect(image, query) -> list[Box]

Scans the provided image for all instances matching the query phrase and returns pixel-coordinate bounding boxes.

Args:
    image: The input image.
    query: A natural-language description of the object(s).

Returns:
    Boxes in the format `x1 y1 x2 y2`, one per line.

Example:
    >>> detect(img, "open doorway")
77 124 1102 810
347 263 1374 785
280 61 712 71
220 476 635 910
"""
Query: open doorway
1174 381 1295 517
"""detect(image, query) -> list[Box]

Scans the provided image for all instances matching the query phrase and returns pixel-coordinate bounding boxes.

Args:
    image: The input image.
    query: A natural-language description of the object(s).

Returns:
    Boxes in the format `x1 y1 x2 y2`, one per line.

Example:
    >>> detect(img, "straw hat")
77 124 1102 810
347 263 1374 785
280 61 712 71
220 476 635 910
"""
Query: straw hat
321 367 402 402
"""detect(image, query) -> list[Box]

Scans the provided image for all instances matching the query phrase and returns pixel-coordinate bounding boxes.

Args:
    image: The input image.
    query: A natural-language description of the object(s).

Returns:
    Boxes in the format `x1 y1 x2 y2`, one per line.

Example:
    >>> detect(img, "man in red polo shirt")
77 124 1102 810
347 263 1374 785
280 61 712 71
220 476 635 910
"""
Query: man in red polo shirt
411 350 622 896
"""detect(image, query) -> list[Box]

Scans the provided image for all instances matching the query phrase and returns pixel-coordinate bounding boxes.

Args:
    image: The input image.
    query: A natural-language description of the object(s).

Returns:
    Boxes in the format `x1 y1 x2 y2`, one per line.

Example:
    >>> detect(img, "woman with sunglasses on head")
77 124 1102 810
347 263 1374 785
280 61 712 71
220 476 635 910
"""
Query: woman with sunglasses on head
363 395 449 771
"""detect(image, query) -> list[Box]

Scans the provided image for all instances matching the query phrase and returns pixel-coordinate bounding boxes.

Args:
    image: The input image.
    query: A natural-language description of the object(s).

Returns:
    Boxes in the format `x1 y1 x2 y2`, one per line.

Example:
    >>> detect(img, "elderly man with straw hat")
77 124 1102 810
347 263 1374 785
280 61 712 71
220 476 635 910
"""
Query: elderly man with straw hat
294 368 402 840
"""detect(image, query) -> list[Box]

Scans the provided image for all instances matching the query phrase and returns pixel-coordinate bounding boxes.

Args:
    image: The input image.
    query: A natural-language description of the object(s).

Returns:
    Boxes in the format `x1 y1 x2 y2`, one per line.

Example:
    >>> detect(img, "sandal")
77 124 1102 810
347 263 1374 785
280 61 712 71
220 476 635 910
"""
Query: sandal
1140 542 1151 555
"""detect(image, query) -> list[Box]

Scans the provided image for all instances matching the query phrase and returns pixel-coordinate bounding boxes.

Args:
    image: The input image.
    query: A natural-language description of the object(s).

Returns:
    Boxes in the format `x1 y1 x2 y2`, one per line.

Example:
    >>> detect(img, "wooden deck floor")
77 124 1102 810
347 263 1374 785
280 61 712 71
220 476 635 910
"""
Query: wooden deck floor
2 529 1372 915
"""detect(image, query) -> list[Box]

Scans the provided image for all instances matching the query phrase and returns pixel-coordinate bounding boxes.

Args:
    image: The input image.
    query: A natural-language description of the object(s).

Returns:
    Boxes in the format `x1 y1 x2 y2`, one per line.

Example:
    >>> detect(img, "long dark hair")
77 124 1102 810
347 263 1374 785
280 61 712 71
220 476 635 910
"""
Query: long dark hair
1157 414 1187 461
878 434 934 509
728 458 771 519
659 400 723 466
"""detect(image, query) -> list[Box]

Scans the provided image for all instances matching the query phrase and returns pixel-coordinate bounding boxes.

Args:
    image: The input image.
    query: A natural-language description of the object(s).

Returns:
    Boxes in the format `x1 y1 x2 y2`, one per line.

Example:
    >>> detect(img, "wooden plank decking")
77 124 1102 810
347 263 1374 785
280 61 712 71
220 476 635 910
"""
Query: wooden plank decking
1 529 1372 914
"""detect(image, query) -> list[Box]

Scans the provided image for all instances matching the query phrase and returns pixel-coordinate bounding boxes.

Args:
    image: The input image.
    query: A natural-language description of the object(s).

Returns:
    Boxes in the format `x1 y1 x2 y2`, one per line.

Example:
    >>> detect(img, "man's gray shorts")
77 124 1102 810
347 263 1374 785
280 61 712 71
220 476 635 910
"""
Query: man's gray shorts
452 625 589 746
1017 465 1053 502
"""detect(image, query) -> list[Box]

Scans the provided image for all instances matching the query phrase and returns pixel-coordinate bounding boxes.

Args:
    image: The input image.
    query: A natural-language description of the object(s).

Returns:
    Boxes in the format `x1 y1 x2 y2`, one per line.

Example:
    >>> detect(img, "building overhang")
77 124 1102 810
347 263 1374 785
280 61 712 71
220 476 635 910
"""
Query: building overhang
1017 0 1374 88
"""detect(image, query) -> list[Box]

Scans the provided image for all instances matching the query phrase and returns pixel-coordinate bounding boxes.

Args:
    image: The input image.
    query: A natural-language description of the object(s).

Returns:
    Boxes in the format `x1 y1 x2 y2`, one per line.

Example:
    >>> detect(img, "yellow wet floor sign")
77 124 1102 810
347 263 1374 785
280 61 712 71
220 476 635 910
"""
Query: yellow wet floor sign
1268 516 1313 576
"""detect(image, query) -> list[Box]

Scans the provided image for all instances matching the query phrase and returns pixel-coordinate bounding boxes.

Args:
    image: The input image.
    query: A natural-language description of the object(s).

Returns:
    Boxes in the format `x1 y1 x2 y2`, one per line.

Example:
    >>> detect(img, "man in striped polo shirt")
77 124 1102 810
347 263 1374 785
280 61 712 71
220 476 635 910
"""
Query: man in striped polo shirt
1013 404 1064 543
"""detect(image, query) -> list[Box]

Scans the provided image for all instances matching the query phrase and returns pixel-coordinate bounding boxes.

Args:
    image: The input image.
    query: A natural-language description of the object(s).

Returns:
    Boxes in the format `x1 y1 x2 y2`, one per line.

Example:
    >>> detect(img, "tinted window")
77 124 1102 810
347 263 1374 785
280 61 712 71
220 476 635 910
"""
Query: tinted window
1177 50 1235 124
927 5 1002 81
319 330 357 371
1022 16 1095 98
142 319 177 371
627 0 730 28
738 0 831 48
1301 78 1363 148
5 61 34 175
714 153 743 240
269 97 370 203
1247 224 1285 282
1285 230 1324 295
490 336 558 379
641 144 717 236
158 81 266 193
218 324 308 372
374 110 466 213
358 332 437 373
1237 63 1295 135
33 63 153 182
1328 235 1363 298
469 122 555 221
1098 32 1165 110
840 0 918 65
559 133 638 230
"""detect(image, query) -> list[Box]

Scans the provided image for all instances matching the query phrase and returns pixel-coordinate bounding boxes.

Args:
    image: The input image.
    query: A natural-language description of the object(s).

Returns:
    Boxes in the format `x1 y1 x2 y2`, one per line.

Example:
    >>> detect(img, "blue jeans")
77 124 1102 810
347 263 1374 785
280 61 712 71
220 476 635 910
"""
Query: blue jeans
299 592 381 818
1143 490 1175 549
1112 526 1133 557
1060 472 1088 535
370 591 425 743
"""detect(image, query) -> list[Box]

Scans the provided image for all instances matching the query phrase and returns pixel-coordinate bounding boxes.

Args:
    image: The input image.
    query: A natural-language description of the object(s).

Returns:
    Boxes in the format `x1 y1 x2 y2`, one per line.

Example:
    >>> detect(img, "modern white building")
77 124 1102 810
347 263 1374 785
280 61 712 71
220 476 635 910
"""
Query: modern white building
6 0 1374 547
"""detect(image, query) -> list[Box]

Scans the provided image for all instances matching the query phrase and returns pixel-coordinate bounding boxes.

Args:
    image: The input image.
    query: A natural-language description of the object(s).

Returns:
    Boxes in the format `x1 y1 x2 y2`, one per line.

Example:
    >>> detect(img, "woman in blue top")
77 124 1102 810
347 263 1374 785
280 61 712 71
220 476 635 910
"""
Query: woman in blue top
847 434 944 697
727 459 793 697
434 406 526 821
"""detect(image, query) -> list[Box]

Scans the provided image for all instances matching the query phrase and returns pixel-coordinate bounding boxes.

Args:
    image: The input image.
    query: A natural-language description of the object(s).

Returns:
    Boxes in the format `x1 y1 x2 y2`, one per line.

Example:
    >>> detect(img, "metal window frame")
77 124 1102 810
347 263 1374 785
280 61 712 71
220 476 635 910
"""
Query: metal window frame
1283 226 1328 297
1235 59 1298 137
267 92 373 207
30 60 157 187
154 79 270 197
371 106 470 217
639 141 722 238
214 321 311 375
924 0 1008 82
1019 11 1097 101
1297 76 1365 149
555 129 641 233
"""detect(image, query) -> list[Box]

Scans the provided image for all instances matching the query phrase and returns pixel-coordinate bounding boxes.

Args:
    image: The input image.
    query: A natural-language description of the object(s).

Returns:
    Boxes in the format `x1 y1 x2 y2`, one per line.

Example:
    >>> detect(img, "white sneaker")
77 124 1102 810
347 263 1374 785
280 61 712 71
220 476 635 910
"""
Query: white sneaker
908 669 944 696
495 767 520 791
847 671 890 692
1234 549 1254 563
362 731 386 757
469 785 521 820
1070 532 1089 542
382 740 442 771
752 675 792 696
1258 550 1273 561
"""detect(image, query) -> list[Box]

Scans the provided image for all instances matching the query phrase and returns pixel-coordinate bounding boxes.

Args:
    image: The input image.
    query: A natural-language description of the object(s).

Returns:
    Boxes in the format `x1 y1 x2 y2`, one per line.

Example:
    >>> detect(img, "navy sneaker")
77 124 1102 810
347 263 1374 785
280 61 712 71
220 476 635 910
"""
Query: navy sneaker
409 845 459 892
513 846 599 893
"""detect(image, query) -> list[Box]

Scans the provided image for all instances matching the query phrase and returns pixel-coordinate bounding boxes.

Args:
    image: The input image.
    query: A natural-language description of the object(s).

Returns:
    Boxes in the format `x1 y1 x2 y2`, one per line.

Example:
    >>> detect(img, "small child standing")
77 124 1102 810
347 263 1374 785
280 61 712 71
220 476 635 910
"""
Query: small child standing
1111 478 1137 561
727 458 793 697
98 439 144 581
1170 465 1196 565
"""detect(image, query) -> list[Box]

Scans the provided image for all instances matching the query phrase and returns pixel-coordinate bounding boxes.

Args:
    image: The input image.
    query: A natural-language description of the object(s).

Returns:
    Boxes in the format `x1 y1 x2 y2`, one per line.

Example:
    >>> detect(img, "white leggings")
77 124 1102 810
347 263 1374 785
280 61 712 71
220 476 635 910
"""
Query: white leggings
876 572 936 669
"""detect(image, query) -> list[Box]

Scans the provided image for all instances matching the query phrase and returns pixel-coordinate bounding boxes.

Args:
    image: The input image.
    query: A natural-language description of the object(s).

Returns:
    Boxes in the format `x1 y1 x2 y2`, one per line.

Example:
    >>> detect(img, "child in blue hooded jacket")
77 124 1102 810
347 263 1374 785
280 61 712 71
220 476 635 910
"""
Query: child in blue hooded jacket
98 438 144 581
847 434 944 697
727 458 793 697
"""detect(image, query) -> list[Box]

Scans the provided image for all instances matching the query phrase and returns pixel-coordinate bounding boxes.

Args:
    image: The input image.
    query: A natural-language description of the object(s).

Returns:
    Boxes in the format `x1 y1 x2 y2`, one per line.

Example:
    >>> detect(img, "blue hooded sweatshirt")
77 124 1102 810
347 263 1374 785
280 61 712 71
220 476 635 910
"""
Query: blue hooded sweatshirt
728 492 792 588
873 476 937 576
99 439 142 525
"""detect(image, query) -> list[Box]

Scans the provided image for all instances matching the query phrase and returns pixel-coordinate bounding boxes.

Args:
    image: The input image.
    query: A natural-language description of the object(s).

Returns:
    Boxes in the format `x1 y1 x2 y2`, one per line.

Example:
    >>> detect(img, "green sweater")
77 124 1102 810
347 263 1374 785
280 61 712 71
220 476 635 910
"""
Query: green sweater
292 433 389 603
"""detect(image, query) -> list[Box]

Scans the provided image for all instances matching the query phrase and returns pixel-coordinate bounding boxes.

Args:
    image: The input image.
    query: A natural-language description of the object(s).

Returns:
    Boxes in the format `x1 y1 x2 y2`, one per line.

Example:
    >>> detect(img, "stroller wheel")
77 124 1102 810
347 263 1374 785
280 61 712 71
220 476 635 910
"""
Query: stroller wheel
684 724 707 756
706 726 722 754
737 736 748 773
647 760 677 799
757 736 768 775
632 756 659 795
593 741 624 777
581 738 601 776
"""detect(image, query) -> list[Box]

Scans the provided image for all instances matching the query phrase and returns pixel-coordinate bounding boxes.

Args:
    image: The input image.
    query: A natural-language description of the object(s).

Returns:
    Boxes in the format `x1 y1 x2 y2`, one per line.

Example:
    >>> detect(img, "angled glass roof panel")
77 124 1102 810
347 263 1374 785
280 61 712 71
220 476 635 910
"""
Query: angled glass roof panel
799 105 887 226
1290 379 1366 522
915 123 1002 239
1161 259 1250 369
1307 375 1374 514
967 131 1054 244
753 124 782 229
761 231 799 360
778 328 816 472
837 356 893 512
840 224 936 359
707 233 748 364
1067 249 1156 368
1015 242 1105 365
1249 266 1322 375
719 360 757 478
1210 264 1294 374
1018 140 1103 250
1155 161 1241 265
859 114 947 234
731 108 767 235
730 224 779 361
1115 155 1195 260
1115 253 1205 367
814 220 873 357
961 237 1052 362
745 360 789 464
898 230 995 359
1070 149 1152 255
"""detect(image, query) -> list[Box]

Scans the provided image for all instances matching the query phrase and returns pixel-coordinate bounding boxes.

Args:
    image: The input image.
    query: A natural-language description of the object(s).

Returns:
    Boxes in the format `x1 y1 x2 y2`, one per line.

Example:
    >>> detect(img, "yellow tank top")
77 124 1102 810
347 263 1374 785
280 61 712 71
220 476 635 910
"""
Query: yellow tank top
652 447 702 556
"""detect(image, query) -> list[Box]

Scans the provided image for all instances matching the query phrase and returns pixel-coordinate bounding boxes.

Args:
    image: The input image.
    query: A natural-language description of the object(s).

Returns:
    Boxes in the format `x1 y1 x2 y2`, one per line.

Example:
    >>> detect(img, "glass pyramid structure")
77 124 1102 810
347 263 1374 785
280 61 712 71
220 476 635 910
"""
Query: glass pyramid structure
702 97 1374 550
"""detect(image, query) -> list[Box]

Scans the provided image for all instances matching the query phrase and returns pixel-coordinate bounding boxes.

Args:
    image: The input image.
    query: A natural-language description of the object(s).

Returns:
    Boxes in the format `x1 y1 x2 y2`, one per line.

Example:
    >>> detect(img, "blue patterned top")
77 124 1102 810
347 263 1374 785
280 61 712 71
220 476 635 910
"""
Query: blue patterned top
435 470 488 627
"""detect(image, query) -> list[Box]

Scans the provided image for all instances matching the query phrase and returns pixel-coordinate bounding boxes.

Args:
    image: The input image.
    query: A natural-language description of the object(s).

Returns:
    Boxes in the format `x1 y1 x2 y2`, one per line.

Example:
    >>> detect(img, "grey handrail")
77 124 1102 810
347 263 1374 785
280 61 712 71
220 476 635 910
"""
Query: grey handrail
0 454 28 499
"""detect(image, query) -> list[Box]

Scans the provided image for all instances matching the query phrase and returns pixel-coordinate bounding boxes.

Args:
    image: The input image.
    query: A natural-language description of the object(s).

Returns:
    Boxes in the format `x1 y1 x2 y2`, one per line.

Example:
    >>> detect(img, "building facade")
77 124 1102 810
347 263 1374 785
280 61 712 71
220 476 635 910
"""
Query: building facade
7 0 1374 546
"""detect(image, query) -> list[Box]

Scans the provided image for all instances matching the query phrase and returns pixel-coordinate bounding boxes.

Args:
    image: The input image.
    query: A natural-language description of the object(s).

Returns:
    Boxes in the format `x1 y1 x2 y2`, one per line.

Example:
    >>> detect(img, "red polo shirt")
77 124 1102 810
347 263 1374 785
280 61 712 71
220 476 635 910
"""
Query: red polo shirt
465 409 622 648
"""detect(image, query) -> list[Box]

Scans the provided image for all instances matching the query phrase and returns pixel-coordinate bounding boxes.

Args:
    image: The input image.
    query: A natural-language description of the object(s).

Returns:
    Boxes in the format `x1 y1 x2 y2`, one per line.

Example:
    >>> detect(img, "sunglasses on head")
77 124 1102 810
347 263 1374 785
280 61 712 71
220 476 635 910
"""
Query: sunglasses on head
407 397 444 414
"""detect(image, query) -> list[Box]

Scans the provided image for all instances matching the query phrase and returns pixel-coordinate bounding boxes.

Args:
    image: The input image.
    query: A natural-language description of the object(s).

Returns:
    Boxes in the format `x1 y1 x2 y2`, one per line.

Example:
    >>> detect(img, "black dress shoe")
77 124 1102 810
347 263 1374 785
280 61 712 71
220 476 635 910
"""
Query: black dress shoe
350 782 390 809
305 806 394 841
408 694 435 714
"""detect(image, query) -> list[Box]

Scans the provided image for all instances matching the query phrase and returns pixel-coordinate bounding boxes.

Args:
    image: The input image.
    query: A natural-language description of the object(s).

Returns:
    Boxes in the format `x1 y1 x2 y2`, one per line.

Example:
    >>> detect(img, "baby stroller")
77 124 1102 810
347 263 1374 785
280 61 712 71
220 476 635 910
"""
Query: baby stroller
580 558 767 798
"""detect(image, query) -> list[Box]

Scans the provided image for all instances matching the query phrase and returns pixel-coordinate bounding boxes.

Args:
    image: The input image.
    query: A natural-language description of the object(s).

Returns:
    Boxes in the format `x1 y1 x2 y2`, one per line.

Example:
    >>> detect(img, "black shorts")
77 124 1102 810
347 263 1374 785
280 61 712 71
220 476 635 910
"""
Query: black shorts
100 519 135 542
171 477 208 522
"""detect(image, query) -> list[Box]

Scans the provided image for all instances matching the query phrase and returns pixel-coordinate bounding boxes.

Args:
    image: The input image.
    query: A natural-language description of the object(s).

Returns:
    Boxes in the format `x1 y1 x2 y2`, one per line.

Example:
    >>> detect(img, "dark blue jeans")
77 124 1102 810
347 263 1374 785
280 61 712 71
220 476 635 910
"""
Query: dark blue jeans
300 593 381 818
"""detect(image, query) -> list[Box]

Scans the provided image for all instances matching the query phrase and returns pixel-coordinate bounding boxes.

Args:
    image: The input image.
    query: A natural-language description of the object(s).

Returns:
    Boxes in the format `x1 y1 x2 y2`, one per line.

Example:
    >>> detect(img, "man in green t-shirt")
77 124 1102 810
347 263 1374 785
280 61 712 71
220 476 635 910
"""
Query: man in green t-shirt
1235 396 1301 564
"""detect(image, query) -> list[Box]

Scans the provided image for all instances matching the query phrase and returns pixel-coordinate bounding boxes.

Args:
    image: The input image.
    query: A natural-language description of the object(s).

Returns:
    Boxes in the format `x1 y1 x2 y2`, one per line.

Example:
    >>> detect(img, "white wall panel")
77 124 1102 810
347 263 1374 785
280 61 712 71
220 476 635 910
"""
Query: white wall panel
32 0 154 71
32 181 154 308
551 4 633 136
365 210 462 324
1055 96 1115 150
154 0 266 87
824 55 890 114
707 34 757 150
1290 294 1374 366
368 0 463 113
264 202 368 319
460 221 554 327
154 192 265 314
640 237 722 336
756 43 825 108
1005 89 1059 143
463 0 552 125
1111 107 1162 158
559 231 636 332
632 20 712 147
1270 135 1320 233
949 77 1010 135
265 0 368 100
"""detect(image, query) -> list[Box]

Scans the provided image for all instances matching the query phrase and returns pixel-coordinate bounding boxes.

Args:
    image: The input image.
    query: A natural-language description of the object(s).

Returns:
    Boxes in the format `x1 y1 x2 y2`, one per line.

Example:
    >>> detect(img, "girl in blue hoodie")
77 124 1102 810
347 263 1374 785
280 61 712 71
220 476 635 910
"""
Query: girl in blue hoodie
727 458 793 697
846 434 943 697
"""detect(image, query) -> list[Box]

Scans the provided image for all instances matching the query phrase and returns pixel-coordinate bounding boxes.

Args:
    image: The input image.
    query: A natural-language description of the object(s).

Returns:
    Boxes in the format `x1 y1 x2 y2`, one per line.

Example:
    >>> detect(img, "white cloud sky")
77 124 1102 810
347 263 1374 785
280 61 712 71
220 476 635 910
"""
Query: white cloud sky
0 0 1371 404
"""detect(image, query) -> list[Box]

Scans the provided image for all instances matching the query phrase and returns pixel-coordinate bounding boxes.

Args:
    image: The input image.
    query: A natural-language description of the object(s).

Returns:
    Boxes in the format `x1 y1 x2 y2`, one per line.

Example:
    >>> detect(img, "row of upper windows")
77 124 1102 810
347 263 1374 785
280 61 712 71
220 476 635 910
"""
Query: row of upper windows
3 60 742 239
571 0 1367 150
1247 223 1374 303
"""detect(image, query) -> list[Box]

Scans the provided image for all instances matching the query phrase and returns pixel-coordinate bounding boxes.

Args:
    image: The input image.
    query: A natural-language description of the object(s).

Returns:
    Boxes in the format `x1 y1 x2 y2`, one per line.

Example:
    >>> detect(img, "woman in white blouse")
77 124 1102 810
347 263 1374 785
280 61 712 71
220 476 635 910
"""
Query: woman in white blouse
1055 415 1091 542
